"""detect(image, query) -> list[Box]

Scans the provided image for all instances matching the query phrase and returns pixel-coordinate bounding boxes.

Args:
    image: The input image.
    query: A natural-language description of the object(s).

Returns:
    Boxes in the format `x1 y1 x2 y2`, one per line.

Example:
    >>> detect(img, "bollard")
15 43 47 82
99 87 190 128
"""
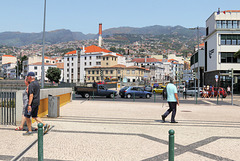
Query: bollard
154 93 156 102
92 90 94 100
133 92 135 102
169 129 175 161
38 123 43 161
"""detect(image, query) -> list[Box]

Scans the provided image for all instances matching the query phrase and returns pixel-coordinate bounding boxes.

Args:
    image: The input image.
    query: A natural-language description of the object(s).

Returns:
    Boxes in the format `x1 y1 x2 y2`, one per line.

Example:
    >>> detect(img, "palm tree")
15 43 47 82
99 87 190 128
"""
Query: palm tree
234 49 240 58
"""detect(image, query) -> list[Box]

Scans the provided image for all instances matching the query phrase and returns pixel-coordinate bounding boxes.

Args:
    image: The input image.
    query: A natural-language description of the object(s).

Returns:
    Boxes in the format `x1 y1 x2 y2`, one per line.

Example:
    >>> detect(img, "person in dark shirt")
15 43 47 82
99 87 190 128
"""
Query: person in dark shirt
23 72 50 136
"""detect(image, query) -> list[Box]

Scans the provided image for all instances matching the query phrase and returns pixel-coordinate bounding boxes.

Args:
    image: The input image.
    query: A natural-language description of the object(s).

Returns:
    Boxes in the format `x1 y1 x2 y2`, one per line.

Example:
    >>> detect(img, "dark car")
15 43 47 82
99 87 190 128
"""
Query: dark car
119 86 129 98
120 86 152 99
144 85 152 92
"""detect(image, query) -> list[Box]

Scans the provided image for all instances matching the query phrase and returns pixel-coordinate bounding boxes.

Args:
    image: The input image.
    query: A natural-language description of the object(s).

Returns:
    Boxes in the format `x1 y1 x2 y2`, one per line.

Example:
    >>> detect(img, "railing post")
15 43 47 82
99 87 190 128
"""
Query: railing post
169 129 175 161
154 93 156 102
38 123 43 161
133 92 135 102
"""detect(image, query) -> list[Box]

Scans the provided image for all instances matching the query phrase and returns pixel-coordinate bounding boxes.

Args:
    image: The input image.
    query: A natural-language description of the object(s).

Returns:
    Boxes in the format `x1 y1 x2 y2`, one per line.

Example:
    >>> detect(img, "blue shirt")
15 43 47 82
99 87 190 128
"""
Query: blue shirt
167 83 177 102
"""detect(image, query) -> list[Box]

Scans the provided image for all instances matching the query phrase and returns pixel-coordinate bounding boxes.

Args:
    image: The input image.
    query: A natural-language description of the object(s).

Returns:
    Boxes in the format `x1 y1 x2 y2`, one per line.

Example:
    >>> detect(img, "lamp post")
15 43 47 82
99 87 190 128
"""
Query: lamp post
41 0 47 88
189 27 200 98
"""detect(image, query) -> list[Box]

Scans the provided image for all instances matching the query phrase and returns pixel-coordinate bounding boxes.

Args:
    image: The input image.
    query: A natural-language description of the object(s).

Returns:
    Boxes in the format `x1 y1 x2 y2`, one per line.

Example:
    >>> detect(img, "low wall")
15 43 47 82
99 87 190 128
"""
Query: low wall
16 88 72 124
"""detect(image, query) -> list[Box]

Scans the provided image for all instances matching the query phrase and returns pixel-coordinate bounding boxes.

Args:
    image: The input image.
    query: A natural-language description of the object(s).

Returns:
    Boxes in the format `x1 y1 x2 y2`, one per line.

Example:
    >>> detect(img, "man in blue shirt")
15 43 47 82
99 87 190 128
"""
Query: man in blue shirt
162 78 179 123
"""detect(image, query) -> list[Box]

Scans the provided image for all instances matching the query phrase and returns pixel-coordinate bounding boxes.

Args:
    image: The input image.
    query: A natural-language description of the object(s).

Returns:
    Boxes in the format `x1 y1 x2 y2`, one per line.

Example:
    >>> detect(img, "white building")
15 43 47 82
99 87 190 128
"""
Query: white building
2 62 17 79
28 62 57 81
203 10 240 93
64 45 126 83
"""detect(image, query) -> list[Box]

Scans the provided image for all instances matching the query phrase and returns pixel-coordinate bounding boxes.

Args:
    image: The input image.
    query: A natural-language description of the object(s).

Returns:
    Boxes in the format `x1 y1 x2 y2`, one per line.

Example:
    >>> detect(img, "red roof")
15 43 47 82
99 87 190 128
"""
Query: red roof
2 55 16 58
65 45 111 55
85 45 111 53
65 50 77 55
56 63 64 69
116 53 123 57
132 58 159 63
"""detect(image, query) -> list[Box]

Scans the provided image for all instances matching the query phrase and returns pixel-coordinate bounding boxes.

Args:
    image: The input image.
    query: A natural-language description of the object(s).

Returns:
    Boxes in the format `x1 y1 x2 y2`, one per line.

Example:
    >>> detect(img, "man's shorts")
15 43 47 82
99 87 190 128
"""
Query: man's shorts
24 105 39 118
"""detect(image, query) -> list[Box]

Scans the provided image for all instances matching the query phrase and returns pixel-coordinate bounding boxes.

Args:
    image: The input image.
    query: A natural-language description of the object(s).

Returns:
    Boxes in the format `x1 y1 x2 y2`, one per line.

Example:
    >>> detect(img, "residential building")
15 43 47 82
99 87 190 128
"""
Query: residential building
0 55 17 77
28 62 57 81
203 10 240 93
85 64 145 83
2 62 17 79
64 45 126 83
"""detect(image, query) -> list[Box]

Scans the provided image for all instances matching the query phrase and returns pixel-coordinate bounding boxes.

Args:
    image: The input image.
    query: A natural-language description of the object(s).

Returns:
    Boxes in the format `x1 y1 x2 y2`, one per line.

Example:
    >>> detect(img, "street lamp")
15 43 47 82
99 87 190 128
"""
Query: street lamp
41 0 47 88
189 26 200 102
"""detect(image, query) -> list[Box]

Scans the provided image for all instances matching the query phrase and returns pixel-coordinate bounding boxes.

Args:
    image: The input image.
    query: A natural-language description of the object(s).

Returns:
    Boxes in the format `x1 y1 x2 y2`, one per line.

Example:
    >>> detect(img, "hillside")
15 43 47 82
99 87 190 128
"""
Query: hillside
0 25 205 47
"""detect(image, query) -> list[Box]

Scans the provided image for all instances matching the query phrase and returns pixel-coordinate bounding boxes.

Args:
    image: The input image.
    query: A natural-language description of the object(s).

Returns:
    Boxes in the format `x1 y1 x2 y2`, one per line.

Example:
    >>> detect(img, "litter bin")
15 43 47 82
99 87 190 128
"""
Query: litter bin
48 95 60 118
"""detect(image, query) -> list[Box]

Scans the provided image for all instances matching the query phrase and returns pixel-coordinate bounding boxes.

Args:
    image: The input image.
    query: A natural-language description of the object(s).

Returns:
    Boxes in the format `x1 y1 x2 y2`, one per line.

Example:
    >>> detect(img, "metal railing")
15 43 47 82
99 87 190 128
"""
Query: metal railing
0 92 16 125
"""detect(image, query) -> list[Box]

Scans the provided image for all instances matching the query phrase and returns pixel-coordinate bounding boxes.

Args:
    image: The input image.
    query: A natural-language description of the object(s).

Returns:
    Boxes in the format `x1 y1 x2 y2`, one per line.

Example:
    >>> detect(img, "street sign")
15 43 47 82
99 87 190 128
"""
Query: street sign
215 75 218 79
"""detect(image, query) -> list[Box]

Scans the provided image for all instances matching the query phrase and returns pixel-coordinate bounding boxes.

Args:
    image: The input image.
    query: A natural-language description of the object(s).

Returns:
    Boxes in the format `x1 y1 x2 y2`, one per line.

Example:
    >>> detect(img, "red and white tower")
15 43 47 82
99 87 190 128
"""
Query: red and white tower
98 23 103 47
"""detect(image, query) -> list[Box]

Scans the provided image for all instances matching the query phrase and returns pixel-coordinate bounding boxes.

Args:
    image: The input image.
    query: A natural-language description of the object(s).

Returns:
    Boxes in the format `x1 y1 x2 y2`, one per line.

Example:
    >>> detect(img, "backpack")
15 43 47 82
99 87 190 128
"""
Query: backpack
163 86 168 100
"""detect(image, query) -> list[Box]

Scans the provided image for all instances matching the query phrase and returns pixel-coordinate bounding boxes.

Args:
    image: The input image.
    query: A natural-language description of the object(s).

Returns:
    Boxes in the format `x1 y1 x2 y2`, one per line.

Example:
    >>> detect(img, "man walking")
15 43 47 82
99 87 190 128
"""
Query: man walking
161 78 179 123
23 72 50 135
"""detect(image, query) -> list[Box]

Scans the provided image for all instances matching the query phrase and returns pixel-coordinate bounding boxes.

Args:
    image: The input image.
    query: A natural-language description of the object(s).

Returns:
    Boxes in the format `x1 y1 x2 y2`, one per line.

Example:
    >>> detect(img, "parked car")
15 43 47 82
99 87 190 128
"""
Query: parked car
120 86 152 99
203 87 227 98
144 85 153 92
75 84 117 98
184 87 203 96
152 86 166 94
119 86 129 98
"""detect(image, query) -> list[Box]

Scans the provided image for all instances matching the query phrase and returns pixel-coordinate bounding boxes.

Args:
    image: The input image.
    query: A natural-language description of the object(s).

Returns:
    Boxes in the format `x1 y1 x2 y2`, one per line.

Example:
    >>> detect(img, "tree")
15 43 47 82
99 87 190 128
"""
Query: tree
15 55 28 78
46 67 61 83
110 47 117 52
234 49 240 58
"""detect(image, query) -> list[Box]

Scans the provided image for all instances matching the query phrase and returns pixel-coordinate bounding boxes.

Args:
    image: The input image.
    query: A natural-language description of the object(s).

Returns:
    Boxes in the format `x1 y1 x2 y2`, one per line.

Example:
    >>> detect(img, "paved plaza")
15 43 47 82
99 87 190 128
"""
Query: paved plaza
0 97 240 161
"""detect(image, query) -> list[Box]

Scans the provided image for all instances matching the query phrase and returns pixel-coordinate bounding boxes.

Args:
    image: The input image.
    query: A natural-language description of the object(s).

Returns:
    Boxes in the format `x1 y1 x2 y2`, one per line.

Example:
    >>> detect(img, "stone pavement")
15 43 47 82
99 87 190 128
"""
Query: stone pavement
0 99 240 161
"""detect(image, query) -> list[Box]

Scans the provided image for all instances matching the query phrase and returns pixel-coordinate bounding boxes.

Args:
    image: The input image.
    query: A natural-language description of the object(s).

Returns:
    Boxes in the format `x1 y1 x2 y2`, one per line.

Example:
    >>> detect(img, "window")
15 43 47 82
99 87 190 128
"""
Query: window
96 62 101 65
97 70 99 74
217 20 221 29
112 57 113 61
72 63 73 66
221 34 240 45
85 57 87 60
222 20 226 29
106 63 109 66
67 74 69 77
90 56 92 60
227 21 232 29
92 70 95 74
85 62 87 66
106 57 109 60
118 70 120 74
92 77 94 80
110 70 113 74
115 58 117 61
105 70 108 74
127 70 130 74
96 77 99 80
67 69 69 72
221 52 240 63
67 63 69 66
46 60 49 63
67 58 69 61
132 70 135 74
72 57 74 61
103 57 105 60
35 72 37 76
233 21 237 28
34 66 37 70
88 71 90 74
88 77 90 80
89 62 92 66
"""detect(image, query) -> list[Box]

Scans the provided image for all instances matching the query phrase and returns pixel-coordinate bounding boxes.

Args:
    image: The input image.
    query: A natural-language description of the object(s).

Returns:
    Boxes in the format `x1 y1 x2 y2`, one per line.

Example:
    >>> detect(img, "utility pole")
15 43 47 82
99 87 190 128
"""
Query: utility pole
41 0 47 88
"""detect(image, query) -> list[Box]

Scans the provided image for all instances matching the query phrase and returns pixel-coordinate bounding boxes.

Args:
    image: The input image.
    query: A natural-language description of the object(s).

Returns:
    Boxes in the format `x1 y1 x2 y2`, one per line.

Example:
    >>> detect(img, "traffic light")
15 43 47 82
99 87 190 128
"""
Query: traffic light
193 72 196 79
228 68 233 77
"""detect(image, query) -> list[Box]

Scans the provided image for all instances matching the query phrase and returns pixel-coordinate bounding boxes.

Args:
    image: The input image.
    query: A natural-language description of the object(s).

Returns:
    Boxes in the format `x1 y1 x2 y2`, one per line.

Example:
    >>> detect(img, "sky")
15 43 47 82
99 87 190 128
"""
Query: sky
0 0 240 34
